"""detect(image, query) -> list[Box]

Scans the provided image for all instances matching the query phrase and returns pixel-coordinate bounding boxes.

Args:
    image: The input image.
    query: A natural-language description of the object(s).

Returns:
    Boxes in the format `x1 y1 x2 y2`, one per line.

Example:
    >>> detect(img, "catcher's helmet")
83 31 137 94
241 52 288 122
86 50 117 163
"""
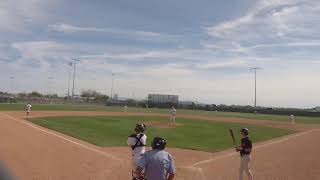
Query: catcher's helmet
241 128 249 136
151 137 166 150
135 123 146 133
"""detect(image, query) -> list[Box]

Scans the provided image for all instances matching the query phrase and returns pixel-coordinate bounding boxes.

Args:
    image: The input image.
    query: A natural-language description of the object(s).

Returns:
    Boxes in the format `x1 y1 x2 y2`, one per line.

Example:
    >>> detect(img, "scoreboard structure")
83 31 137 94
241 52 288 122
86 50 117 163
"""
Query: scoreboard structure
147 94 179 107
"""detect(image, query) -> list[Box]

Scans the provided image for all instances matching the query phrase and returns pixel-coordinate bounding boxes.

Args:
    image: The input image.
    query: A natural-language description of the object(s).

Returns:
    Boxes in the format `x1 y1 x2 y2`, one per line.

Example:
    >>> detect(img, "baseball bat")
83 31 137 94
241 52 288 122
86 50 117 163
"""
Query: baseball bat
229 128 237 147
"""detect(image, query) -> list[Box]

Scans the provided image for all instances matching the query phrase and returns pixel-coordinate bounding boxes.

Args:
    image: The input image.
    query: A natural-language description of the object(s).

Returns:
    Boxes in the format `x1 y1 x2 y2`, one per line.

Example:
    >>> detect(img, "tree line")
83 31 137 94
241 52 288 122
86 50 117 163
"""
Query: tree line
0 89 109 103
185 103 320 117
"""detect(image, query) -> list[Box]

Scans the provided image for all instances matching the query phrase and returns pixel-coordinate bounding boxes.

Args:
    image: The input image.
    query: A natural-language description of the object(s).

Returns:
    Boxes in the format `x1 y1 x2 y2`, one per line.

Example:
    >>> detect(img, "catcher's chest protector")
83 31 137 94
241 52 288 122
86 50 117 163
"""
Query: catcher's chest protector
130 134 146 150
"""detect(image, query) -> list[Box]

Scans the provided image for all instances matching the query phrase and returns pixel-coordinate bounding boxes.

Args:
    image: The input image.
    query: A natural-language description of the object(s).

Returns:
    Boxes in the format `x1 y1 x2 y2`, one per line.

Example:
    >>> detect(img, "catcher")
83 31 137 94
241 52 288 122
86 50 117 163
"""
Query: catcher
236 128 254 180
127 123 147 180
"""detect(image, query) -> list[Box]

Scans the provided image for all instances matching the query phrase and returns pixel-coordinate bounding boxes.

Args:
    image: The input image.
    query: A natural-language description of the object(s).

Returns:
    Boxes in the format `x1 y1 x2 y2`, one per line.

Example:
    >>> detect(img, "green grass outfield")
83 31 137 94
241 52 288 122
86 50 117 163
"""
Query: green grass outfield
31 116 294 152
1 103 320 124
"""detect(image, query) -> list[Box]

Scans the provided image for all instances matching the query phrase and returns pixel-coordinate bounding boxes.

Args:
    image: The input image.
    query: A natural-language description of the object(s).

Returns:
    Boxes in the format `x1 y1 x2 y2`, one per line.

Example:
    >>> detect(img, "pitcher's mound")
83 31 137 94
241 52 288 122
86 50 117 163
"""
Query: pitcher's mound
144 121 184 128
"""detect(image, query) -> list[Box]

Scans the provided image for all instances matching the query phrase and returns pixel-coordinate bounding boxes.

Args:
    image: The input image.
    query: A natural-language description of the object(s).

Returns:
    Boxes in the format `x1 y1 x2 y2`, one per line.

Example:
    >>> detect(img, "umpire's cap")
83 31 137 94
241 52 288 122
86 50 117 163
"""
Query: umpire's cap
135 123 146 133
151 137 166 150
241 128 249 136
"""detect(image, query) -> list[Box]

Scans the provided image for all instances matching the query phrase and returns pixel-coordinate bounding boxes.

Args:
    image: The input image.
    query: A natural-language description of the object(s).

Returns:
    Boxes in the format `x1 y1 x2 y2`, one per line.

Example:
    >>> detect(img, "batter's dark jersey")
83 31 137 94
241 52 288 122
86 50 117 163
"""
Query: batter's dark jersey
240 137 252 157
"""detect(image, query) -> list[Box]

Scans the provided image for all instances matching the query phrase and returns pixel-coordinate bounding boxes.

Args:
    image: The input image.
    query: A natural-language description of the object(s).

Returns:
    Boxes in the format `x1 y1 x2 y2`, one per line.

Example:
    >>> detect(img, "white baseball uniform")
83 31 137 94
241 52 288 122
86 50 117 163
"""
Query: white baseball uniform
170 108 177 123
26 104 32 113
289 114 295 124
127 133 147 170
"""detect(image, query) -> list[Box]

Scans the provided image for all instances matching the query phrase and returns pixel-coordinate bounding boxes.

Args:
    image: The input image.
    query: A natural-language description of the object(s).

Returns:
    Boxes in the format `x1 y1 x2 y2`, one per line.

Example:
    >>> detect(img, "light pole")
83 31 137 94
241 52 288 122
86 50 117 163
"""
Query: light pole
71 58 80 98
48 77 54 104
249 67 262 108
110 73 115 100
67 62 73 98
9 76 14 93
92 77 96 91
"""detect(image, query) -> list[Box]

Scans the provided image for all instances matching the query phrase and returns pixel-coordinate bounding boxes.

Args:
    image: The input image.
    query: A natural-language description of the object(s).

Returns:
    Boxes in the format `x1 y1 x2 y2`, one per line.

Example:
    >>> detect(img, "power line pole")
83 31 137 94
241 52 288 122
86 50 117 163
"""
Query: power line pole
249 67 262 108
71 58 80 98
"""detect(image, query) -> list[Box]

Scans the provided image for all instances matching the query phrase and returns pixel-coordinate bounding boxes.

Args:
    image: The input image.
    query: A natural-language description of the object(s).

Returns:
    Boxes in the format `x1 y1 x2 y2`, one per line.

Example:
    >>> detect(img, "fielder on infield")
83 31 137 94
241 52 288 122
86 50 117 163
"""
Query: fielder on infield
169 106 177 123
25 102 32 119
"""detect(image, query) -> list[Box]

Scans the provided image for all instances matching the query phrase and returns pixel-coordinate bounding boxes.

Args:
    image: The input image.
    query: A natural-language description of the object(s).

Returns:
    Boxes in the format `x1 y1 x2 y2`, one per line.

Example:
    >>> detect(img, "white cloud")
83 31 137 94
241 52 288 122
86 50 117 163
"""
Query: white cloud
0 0 58 32
206 0 319 42
8 41 199 79
48 23 173 41
12 41 66 53
11 41 70 63
197 60 247 69
48 23 105 33
207 14 255 37
82 51 180 60
203 0 320 67
250 41 320 49
141 64 194 77
81 48 214 63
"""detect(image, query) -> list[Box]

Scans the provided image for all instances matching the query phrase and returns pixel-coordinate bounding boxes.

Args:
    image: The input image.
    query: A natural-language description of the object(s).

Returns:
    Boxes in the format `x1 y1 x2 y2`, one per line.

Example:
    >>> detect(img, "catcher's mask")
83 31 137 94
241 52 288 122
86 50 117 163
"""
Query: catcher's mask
135 123 146 133
151 137 166 150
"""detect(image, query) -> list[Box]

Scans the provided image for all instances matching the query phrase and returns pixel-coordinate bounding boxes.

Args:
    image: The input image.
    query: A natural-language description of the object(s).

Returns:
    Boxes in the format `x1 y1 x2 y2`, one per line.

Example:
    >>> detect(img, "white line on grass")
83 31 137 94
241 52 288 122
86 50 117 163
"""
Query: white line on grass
2 113 121 161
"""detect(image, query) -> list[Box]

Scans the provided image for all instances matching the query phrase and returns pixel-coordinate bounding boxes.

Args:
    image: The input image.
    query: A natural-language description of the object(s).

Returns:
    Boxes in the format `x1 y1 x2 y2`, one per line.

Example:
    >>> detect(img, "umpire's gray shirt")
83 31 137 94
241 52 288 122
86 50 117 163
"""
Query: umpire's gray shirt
138 149 175 180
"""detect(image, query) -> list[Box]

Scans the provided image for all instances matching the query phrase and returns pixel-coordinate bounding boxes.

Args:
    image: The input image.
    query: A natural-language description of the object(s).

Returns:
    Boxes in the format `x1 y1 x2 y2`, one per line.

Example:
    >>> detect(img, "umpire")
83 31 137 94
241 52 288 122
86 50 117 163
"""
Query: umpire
136 137 175 180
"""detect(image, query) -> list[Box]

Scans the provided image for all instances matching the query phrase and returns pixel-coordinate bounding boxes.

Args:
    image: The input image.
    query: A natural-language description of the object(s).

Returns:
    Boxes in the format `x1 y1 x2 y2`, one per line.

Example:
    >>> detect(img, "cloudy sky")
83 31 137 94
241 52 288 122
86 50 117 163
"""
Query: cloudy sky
1 0 320 108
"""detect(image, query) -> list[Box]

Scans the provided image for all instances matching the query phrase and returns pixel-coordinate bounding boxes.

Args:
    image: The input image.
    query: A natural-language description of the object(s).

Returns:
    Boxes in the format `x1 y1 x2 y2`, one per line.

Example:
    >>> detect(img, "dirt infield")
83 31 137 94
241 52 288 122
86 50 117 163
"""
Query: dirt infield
0 111 319 180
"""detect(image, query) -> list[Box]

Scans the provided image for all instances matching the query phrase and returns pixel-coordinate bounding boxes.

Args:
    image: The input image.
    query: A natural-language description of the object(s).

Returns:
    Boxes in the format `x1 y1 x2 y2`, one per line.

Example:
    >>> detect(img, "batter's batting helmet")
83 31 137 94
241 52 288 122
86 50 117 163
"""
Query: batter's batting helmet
135 123 146 133
241 128 249 136
152 137 166 150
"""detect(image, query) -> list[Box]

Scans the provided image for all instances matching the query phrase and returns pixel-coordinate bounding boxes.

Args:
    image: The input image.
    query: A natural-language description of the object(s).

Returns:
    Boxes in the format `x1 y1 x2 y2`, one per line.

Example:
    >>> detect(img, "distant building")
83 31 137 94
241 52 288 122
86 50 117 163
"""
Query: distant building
314 106 320 112
179 101 194 107
113 94 118 101
147 94 178 107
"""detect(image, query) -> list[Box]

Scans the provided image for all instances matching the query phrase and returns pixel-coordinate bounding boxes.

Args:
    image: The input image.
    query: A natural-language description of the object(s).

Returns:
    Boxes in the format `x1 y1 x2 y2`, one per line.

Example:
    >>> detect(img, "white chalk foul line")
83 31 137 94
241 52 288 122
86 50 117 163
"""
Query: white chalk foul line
2 113 121 161
191 129 318 168
179 166 207 180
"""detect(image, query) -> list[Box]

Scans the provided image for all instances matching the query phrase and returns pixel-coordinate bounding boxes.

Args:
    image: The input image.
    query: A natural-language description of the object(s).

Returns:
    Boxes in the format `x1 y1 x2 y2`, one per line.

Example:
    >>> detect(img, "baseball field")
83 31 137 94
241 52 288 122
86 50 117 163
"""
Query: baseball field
0 104 319 179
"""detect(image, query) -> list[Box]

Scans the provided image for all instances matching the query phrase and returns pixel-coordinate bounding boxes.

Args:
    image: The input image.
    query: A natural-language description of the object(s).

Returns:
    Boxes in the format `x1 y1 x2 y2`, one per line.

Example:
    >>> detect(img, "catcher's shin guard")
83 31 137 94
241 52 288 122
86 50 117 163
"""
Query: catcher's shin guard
132 175 145 180
132 170 139 180
132 170 147 180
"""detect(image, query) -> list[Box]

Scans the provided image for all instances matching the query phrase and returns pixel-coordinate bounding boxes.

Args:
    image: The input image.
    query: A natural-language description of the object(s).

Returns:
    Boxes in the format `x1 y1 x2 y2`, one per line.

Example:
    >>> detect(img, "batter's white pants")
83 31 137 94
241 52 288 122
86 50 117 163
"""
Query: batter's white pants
239 155 254 180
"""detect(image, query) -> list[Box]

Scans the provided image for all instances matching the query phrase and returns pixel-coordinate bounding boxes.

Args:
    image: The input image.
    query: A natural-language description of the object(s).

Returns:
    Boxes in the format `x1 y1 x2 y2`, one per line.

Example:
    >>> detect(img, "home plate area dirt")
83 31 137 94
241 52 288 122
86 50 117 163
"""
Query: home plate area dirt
0 111 319 180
